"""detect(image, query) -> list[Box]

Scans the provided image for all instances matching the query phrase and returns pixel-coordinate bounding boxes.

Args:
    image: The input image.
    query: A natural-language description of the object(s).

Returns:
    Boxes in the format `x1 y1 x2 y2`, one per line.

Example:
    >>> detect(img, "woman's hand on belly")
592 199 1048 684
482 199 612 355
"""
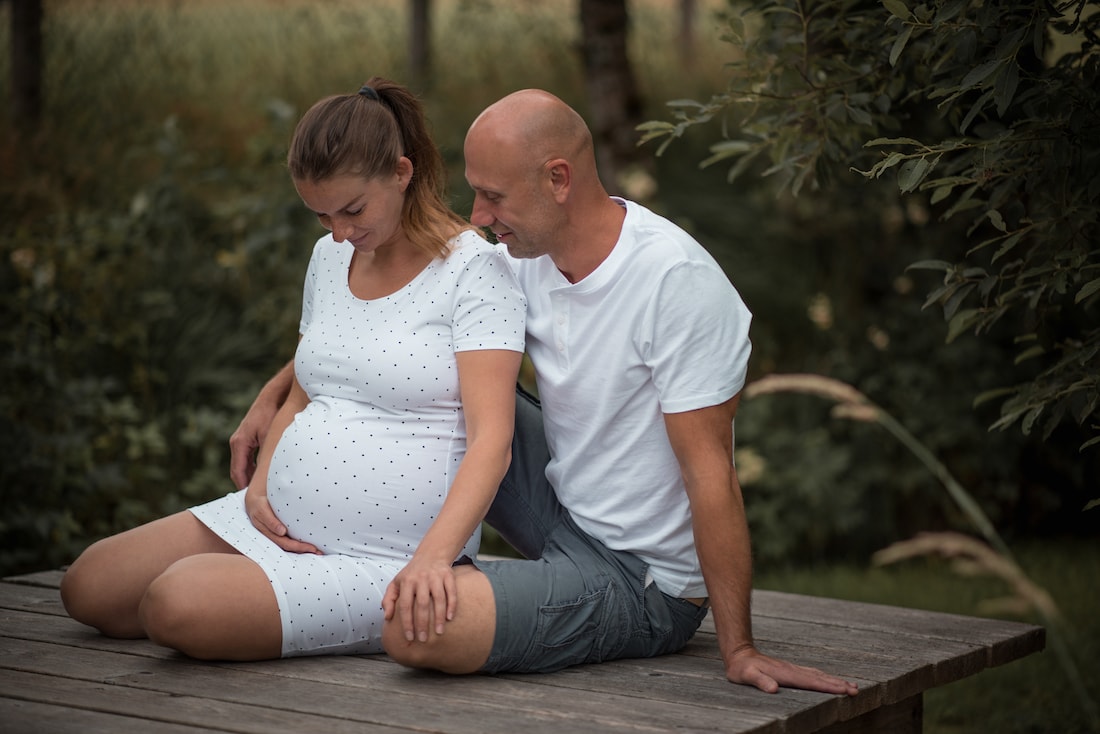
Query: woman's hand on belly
245 475 322 555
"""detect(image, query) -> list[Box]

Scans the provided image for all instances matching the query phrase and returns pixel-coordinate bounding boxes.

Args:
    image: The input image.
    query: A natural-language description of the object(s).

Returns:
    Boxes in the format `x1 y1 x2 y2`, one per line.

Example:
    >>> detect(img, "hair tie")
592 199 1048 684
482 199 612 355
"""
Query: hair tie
358 85 380 101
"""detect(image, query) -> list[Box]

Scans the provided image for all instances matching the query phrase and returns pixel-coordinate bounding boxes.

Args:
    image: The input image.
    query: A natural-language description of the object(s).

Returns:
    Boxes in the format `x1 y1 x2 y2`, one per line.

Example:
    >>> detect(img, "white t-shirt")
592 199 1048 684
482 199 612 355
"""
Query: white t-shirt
508 198 752 597
268 229 526 559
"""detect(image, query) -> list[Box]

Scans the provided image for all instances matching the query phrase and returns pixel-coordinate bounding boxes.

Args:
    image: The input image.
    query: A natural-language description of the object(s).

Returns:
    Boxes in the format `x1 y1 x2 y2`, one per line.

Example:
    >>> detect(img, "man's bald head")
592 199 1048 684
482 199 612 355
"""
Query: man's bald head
467 89 594 172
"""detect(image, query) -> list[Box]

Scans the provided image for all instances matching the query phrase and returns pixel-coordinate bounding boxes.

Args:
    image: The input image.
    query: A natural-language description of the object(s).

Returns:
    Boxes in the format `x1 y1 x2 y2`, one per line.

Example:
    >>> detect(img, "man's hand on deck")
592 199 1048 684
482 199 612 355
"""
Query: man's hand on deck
726 645 859 696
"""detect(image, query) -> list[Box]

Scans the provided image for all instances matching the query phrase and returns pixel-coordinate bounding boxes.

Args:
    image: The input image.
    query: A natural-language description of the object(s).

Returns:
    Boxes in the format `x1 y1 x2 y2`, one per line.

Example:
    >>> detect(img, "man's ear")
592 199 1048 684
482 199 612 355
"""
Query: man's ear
546 159 571 202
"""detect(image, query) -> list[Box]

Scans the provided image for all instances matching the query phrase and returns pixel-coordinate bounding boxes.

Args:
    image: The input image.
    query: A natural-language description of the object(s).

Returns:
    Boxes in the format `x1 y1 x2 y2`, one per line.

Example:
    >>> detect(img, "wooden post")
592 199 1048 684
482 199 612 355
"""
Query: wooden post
578 0 646 190
408 0 431 90
10 0 44 130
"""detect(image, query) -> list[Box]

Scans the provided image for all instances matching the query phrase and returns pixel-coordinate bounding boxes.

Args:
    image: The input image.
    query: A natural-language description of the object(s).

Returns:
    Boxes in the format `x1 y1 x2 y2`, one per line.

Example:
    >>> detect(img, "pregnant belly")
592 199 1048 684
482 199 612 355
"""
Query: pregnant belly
264 414 450 559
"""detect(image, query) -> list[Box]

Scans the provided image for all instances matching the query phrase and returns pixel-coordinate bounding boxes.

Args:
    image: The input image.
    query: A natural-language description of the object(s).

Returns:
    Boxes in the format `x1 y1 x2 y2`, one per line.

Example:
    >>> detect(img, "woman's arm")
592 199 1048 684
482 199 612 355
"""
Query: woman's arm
382 348 523 642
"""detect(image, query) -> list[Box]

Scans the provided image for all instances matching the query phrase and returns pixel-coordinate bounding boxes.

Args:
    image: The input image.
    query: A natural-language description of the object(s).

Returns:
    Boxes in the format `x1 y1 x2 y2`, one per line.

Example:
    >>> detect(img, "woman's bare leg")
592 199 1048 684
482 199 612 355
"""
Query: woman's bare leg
60 511 238 638
139 552 282 660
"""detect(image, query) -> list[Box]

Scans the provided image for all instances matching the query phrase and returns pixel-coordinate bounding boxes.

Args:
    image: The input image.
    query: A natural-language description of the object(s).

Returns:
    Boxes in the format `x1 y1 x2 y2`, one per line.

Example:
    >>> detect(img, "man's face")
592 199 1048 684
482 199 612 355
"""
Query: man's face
464 131 559 260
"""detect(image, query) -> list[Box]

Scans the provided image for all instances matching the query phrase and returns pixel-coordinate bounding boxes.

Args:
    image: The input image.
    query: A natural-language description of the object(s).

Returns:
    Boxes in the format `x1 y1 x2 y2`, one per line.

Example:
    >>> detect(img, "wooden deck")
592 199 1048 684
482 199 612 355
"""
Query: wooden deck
0 569 1043 733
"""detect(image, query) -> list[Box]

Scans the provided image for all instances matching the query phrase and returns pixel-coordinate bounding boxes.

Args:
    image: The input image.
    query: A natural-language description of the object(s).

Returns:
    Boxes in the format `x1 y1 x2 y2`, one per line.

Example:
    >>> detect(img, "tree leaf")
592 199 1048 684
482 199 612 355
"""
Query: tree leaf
890 24 914 66
1076 277 1100 304
991 229 1028 263
882 0 912 20
1014 344 1046 364
946 308 981 342
935 0 969 24
973 387 1015 408
907 259 953 272
961 59 1002 90
960 89 994 133
847 105 874 126
897 157 932 193
987 209 1007 232
994 62 1020 116
865 136 925 147
943 282 976 320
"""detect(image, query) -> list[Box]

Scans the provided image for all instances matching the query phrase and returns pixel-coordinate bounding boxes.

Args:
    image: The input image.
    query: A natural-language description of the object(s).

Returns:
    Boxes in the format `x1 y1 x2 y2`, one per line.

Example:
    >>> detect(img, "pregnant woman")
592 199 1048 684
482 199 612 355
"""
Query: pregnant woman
60 77 526 661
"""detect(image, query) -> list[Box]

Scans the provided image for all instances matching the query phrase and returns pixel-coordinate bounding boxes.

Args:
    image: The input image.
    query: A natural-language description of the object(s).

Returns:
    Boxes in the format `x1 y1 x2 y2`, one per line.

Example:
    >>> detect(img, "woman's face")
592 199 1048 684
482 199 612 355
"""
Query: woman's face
294 158 412 255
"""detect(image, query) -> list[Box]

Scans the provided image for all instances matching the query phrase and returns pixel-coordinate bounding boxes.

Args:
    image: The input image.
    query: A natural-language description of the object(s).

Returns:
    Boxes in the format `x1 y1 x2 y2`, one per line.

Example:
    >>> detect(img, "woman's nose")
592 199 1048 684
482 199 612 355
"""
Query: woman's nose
331 219 353 243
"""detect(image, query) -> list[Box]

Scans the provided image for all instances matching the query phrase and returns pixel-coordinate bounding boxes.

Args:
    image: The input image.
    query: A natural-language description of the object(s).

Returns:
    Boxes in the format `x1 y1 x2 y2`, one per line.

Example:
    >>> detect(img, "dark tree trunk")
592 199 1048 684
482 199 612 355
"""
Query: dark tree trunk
679 0 697 68
11 0 43 130
409 0 432 90
578 0 646 191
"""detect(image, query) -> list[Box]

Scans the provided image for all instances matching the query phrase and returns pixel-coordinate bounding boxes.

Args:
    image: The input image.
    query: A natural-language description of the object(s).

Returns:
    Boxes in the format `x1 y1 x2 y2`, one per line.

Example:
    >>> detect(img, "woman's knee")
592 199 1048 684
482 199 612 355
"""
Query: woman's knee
60 541 125 634
138 563 208 656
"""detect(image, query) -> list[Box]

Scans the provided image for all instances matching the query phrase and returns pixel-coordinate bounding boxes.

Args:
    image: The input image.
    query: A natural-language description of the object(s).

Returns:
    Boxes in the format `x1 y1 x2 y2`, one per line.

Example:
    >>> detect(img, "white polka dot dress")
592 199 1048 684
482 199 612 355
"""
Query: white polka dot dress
191 230 526 657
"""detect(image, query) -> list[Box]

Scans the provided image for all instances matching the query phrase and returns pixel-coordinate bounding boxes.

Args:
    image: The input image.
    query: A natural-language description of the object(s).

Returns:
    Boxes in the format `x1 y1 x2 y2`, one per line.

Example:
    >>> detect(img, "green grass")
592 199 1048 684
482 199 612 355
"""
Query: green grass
755 538 1100 734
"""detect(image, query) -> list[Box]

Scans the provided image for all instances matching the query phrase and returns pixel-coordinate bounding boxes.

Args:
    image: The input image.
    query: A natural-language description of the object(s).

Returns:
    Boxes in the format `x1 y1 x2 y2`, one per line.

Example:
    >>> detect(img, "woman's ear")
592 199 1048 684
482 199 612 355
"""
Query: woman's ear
396 156 414 191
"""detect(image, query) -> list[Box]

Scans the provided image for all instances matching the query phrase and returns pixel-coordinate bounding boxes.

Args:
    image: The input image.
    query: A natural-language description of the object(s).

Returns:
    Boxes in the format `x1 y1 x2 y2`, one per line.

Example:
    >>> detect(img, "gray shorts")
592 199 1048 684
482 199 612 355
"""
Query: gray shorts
477 387 709 674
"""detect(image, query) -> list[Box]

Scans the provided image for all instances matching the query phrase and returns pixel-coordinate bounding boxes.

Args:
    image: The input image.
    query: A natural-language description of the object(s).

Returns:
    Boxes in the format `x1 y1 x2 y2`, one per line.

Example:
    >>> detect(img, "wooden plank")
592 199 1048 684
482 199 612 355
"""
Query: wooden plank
0 697 215 734
1 571 65 589
816 694 922 734
0 669 409 734
0 585 861 734
0 573 1046 734
0 627 780 733
748 590 1045 665
0 580 67 618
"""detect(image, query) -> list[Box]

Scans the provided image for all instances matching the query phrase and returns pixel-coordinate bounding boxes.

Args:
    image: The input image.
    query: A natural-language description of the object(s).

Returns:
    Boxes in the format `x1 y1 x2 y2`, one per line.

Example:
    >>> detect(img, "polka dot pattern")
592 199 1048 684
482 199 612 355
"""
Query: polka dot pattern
191 231 525 656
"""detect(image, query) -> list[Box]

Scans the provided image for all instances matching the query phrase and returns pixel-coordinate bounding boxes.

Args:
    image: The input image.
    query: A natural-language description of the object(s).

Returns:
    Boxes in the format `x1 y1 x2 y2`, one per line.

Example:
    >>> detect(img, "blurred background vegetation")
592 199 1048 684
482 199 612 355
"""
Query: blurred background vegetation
0 1 1096 730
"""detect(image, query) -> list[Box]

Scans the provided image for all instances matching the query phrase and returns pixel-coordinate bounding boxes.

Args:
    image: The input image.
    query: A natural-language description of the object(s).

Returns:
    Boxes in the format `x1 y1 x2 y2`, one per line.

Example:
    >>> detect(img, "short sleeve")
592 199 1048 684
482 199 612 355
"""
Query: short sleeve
642 261 752 414
298 241 323 336
451 244 527 353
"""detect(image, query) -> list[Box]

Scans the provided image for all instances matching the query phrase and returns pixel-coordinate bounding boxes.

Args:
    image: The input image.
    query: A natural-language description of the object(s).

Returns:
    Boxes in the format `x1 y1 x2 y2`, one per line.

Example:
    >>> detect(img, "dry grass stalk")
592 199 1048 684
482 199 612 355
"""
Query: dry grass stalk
873 532 1061 622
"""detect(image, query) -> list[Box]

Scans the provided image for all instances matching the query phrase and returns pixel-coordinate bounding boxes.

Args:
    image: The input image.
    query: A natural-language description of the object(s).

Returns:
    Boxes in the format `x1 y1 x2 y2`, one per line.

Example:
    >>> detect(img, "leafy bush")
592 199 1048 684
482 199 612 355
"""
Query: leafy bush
0 118 306 574
641 0 1099 559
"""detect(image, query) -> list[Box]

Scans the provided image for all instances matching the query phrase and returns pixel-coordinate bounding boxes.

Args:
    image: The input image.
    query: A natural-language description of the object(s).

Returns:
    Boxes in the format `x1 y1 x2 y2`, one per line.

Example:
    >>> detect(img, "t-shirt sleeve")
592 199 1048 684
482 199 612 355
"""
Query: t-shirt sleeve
451 246 527 353
643 260 752 414
298 240 324 336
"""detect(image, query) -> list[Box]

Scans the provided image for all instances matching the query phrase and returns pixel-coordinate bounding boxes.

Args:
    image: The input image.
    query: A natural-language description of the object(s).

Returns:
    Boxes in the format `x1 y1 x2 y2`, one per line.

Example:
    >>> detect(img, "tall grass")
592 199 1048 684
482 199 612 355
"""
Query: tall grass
1 0 734 221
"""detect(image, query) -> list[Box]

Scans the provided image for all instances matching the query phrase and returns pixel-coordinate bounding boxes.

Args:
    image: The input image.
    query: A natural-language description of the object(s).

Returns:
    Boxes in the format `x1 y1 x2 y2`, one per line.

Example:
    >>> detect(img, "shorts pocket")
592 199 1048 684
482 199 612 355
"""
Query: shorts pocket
532 585 610 671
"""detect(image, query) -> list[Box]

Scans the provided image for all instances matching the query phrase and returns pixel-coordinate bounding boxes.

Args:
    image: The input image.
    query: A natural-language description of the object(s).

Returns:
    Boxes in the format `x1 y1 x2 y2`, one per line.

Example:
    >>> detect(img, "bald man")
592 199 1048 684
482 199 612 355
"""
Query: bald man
232 90 857 696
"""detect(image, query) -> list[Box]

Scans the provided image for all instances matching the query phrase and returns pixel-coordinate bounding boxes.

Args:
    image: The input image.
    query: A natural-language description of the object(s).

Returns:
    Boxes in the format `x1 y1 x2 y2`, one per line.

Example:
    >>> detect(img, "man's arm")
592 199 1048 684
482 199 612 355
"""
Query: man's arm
229 361 294 489
663 393 859 696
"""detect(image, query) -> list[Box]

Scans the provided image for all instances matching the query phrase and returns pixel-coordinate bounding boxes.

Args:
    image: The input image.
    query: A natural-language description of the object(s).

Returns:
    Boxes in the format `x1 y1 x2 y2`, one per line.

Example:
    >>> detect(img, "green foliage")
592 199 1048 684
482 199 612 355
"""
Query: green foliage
641 0 1100 450
0 117 306 575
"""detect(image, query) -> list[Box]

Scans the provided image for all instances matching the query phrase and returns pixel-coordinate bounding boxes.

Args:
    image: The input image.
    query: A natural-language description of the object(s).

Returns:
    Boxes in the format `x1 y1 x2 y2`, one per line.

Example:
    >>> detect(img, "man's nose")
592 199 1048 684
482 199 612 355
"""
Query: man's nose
469 197 492 228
